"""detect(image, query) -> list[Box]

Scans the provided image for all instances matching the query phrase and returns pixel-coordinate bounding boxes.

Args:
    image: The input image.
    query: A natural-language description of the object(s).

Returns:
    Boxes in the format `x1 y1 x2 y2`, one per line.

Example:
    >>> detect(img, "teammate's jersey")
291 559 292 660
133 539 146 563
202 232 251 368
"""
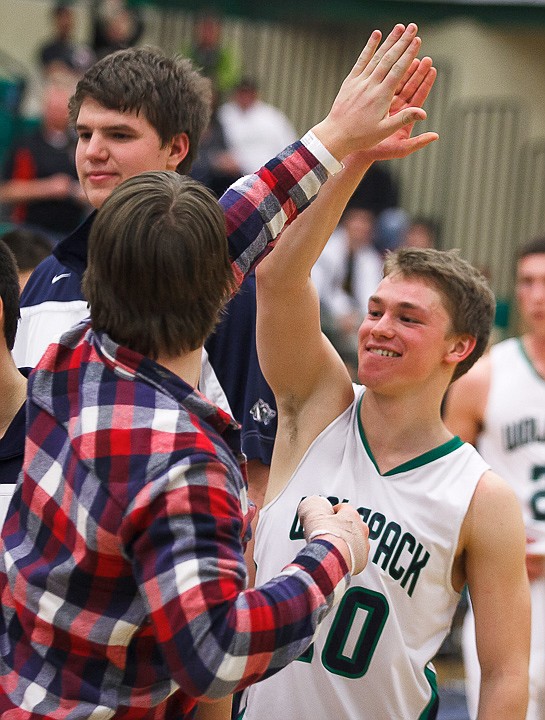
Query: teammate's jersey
478 337 545 555
241 384 489 720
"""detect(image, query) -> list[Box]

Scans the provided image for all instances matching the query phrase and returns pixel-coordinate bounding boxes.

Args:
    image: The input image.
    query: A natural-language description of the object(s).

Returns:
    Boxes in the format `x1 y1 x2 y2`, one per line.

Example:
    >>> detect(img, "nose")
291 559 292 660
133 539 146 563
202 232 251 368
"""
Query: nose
83 132 108 162
370 313 395 338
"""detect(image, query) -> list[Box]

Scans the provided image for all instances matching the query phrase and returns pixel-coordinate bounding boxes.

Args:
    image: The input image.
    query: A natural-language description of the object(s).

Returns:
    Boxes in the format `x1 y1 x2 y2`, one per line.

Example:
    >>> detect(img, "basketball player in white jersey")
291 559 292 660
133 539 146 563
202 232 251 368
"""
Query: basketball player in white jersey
444 236 545 720
238 38 531 715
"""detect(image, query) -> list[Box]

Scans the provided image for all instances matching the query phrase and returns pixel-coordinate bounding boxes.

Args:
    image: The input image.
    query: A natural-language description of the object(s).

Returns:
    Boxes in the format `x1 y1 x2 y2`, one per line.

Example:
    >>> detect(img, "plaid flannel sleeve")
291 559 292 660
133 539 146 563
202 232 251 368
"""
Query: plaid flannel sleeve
221 131 343 287
124 455 350 700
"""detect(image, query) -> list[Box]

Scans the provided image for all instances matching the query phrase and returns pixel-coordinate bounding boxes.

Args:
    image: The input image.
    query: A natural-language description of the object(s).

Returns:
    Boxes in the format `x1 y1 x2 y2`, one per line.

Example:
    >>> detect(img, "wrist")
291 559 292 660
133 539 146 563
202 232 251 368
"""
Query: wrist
308 530 354 574
310 120 348 164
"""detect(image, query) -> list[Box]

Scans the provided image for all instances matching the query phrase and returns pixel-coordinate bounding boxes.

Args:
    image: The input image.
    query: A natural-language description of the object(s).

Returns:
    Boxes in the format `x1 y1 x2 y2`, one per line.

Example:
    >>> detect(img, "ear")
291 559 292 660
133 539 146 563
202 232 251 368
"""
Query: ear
165 132 190 171
444 334 477 367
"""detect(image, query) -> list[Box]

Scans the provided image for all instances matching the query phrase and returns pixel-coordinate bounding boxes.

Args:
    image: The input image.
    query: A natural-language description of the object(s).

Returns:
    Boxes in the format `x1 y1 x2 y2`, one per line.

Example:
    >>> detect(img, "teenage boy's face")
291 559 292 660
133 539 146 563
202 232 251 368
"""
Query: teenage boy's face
356 274 456 393
516 253 545 337
75 98 188 209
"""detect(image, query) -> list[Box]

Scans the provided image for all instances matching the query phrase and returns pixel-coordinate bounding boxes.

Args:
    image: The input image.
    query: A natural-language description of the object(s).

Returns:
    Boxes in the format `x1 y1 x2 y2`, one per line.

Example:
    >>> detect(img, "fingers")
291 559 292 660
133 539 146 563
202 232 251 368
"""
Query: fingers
371 24 420 86
298 495 334 525
391 131 439 159
348 29 383 79
401 59 436 109
396 56 434 106
410 64 437 109
394 58 420 98
357 23 406 80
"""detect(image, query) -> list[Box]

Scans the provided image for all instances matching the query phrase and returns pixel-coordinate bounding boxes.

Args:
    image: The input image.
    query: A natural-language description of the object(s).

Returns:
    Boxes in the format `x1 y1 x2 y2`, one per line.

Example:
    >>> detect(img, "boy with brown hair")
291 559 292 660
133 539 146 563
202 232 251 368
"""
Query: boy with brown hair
0 170 369 719
242 34 531 713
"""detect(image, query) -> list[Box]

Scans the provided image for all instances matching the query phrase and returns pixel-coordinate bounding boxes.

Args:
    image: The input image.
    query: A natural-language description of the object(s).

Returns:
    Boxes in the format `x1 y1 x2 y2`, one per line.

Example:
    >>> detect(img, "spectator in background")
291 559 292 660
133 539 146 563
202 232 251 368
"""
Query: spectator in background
189 89 240 198
312 180 385 375
38 1 95 77
218 77 298 176
402 215 439 249
0 227 51 293
444 236 545 720
186 10 241 99
0 241 27 491
0 73 88 245
92 0 144 59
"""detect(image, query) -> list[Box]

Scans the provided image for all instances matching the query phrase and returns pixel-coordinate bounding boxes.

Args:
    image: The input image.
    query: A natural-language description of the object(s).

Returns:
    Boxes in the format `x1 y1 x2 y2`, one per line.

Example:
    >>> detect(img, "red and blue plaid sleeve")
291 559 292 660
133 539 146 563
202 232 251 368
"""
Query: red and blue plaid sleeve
124 456 350 699
221 132 343 287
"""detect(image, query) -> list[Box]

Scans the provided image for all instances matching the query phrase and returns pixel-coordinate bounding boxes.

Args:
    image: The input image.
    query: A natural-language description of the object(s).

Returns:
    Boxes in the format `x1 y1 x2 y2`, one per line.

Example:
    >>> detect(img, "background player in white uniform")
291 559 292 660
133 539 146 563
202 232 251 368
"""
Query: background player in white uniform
239 28 531 716
445 236 545 720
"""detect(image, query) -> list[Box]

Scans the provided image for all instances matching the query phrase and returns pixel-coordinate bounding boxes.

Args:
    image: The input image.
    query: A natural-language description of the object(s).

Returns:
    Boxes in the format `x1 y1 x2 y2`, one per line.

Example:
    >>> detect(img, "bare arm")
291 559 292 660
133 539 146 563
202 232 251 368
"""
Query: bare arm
0 174 86 204
461 471 530 720
194 696 232 720
256 37 438 484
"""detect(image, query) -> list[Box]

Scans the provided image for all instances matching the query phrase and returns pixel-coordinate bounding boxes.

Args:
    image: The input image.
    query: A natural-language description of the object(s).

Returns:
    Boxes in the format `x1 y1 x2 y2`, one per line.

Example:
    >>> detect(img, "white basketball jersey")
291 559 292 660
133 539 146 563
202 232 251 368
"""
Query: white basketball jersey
478 338 545 554
241 384 489 720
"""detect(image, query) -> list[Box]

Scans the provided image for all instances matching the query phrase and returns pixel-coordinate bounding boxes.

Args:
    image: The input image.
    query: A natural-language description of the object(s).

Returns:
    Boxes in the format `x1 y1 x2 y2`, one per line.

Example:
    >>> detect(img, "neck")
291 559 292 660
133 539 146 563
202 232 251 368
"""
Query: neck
155 346 202 389
0 352 27 440
359 384 452 474
522 333 545 377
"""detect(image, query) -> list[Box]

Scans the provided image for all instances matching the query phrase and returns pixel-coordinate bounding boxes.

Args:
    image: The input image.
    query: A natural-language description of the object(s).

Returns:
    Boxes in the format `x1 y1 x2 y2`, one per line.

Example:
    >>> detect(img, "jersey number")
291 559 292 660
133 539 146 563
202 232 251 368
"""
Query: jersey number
531 465 545 521
297 586 389 678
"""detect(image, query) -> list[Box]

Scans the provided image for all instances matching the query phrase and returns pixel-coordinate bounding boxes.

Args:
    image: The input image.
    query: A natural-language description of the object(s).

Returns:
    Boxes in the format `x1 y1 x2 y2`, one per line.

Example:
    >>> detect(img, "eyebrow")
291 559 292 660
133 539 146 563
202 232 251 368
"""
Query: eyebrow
369 296 425 312
75 123 138 132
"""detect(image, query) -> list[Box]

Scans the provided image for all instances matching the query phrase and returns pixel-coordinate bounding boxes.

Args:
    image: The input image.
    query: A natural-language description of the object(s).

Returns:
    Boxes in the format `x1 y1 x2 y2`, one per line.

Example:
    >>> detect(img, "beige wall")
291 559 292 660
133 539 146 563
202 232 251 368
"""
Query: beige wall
0 1 543 307
1 2 544 131
421 18 545 140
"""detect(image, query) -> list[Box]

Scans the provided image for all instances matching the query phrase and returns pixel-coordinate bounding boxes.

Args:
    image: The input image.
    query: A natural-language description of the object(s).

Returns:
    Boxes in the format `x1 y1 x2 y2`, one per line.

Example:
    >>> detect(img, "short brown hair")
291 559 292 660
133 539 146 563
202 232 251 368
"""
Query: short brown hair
83 172 236 358
517 236 545 261
69 47 212 173
0 240 20 350
383 248 495 382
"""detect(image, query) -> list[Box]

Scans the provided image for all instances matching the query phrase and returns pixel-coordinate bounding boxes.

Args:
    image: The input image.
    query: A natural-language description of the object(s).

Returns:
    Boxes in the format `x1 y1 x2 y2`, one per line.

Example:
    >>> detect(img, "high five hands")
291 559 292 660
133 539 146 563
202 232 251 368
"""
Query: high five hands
313 23 439 163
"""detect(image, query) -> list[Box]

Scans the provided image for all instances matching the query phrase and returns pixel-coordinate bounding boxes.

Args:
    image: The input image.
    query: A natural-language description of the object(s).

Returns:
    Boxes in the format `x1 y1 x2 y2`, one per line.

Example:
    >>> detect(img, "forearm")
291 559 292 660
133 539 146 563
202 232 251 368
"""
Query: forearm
133 468 349 701
477 669 529 720
194 695 233 720
220 131 342 287
258 155 372 291
0 178 54 203
155 539 349 700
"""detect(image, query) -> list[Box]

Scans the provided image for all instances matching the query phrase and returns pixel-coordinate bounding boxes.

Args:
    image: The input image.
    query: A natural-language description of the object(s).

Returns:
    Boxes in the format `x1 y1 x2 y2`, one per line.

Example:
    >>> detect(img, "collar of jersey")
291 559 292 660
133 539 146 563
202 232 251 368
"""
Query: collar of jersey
356 392 463 476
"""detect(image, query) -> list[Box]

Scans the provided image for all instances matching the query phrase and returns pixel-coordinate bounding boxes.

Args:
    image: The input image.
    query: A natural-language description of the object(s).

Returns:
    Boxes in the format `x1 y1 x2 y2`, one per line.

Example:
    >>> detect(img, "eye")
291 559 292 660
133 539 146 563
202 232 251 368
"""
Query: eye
77 131 91 141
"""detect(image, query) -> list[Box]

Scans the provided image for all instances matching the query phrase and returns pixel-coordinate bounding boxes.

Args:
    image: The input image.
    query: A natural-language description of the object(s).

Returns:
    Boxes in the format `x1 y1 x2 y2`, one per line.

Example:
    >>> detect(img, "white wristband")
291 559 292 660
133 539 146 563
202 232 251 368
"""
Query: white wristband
307 529 355 574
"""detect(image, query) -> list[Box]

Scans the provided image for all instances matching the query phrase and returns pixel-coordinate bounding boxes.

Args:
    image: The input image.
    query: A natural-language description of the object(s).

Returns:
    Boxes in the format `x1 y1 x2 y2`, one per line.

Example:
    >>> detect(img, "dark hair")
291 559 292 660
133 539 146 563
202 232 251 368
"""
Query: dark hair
83 171 236 358
383 248 496 382
0 228 51 271
517 236 545 260
69 47 212 173
0 241 21 350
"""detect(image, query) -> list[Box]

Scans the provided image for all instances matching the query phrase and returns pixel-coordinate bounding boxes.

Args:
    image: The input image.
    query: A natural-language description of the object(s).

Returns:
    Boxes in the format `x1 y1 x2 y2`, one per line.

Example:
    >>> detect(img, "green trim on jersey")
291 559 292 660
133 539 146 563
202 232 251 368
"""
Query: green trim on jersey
419 665 439 719
517 337 545 382
356 392 464 476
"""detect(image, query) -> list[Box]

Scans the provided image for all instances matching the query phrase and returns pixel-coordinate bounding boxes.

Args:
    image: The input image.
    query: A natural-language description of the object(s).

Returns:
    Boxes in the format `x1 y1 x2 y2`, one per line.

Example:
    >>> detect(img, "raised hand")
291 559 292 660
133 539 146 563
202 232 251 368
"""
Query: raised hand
366 55 438 162
312 24 427 161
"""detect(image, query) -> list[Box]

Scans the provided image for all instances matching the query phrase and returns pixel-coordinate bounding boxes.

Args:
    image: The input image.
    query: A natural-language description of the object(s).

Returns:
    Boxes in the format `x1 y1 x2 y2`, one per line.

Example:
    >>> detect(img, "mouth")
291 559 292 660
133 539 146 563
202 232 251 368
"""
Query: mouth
86 172 116 183
368 348 401 358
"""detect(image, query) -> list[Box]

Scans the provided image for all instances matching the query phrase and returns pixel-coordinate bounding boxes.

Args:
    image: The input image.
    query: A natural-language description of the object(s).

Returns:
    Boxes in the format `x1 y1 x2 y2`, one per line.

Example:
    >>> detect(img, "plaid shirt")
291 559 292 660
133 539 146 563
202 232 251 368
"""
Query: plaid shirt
0 134 348 718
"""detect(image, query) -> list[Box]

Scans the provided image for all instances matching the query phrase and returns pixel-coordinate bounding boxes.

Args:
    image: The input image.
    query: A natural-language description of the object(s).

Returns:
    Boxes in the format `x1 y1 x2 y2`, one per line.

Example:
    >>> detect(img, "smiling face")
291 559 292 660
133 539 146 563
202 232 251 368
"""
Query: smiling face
75 98 188 209
356 273 461 394
516 253 545 339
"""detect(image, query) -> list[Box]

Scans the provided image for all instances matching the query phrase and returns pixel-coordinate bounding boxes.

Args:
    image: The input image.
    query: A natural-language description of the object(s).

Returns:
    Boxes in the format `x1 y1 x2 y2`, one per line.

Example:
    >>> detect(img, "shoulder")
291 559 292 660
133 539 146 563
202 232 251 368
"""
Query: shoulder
20 255 84 308
464 468 524 547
